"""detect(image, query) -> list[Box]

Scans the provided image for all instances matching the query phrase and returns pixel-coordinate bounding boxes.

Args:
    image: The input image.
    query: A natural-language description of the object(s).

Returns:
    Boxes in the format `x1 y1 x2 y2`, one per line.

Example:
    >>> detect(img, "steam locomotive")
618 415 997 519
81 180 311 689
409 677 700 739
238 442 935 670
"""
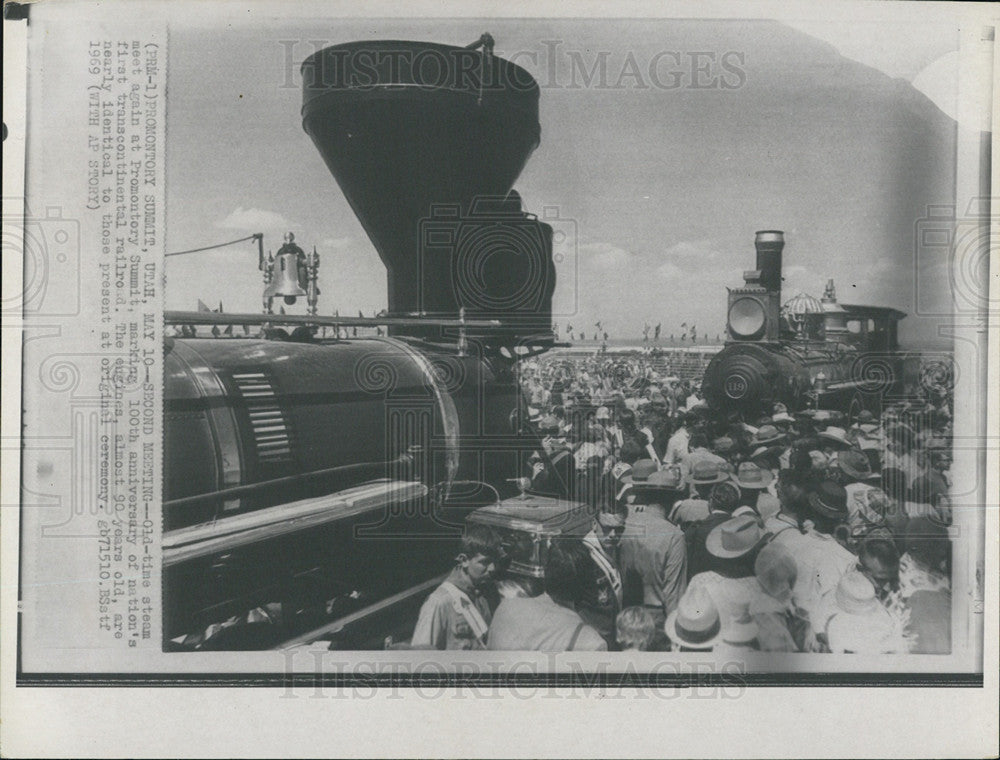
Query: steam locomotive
701 230 908 419
162 37 564 649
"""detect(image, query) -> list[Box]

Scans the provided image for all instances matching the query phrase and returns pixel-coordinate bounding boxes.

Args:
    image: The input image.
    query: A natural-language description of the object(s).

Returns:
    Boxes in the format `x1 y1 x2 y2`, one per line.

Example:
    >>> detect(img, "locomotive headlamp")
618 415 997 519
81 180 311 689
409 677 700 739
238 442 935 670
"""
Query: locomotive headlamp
728 296 766 339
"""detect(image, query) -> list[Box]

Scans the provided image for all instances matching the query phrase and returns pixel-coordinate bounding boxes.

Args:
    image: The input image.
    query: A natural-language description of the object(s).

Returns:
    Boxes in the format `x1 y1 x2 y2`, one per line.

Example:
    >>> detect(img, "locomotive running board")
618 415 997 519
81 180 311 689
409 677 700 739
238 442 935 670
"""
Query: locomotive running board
273 573 447 651
162 479 428 567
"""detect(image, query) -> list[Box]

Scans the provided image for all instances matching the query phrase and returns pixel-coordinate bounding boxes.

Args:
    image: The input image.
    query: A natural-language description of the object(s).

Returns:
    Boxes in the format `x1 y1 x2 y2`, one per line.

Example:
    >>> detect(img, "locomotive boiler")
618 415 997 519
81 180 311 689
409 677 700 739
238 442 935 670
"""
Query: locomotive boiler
162 36 561 649
702 230 907 419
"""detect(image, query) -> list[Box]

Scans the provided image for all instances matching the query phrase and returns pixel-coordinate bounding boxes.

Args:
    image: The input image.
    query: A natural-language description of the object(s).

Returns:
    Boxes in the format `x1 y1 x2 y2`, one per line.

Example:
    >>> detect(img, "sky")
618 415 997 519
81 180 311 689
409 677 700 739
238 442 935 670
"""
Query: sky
164 15 970 348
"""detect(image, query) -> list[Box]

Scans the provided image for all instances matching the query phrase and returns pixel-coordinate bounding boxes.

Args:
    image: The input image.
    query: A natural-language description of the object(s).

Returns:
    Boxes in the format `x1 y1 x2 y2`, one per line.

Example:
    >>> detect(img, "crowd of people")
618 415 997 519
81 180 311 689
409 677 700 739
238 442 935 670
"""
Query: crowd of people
411 353 956 656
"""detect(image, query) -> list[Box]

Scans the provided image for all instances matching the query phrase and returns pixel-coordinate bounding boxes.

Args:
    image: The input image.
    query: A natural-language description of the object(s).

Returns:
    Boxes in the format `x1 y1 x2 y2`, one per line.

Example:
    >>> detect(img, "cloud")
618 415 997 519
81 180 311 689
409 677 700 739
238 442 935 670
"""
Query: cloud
661 239 720 260
217 206 295 232
655 261 684 281
580 242 632 269
319 236 356 250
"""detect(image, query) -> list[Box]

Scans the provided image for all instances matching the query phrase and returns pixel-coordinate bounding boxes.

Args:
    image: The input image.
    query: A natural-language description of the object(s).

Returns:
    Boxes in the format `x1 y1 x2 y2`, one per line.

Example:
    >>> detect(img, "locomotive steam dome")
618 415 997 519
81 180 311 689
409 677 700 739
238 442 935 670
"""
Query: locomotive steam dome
300 39 554 339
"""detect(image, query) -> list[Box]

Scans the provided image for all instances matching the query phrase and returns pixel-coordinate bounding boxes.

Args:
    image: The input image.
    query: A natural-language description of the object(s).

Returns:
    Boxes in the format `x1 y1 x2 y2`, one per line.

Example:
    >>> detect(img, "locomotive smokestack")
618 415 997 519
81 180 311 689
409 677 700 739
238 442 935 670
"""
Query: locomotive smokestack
754 230 784 298
300 38 549 338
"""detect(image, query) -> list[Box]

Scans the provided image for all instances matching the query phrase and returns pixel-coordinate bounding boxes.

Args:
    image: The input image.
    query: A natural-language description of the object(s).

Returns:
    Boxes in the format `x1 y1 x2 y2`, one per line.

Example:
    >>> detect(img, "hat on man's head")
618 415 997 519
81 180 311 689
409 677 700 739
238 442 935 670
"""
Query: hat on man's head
826 571 896 653
817 426 852 449
688 459 730 485
712 436 736 455
623 458 657 485
731 461 774 490
751 425 785 446
807 480 849 521
836 449 877 482
835 570 880 615
595 406 611 420
754 542 797 601
750 445 785 470
645 466 685 491
706 514 764 560
772 412 795 426
664 586 722 650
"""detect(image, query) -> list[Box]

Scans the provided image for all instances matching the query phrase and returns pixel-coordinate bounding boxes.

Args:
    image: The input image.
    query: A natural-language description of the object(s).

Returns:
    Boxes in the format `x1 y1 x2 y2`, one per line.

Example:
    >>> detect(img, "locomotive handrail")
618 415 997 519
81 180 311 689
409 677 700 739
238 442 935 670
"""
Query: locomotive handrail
164 310 504 329
163 454 416 510
163 480 429 567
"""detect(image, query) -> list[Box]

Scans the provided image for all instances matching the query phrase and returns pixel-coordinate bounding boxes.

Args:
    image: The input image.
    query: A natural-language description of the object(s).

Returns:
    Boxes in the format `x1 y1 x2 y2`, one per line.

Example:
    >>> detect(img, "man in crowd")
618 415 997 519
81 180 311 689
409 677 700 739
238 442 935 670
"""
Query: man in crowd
488 540 607 651
620 477 689 632
411 525 501 650
578 507 626 646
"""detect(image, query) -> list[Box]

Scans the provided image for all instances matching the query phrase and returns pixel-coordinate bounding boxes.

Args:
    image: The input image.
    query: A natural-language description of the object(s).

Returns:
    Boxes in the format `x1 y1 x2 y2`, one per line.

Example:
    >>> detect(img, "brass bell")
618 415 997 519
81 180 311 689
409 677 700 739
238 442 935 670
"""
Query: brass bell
263 232 307 305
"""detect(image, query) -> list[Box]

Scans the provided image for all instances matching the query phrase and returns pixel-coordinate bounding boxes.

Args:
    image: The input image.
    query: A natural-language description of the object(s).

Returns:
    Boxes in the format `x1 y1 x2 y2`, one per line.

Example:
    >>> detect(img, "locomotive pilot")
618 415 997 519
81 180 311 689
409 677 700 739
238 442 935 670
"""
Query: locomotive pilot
410 525 502 650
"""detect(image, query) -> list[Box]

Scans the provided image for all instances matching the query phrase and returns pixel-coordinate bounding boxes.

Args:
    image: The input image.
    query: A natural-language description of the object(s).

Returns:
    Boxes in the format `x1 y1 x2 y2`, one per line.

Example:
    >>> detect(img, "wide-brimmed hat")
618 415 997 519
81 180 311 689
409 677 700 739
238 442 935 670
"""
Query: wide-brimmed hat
825 571 895 653
807 480 849 521
772 412 795 425
645 466 685 491
622 458 657 485
835 570 880 615
749 445 785 470
688 460 730 485
836 449 876 482
706 514 764 559
664 586 723 650
751 425 785 446
731 461 774 490
817 427 852 449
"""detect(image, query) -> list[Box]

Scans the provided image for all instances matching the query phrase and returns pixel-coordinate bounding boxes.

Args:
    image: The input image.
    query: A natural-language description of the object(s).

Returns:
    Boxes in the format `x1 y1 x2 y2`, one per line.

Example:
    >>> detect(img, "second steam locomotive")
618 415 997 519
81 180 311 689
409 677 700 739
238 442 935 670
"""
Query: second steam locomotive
702 230 908 420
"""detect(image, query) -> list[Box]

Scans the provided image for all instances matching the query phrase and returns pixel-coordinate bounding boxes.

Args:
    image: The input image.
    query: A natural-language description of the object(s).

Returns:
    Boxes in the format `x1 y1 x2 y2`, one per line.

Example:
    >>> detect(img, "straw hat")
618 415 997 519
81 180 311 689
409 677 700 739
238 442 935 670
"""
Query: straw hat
751 425 785 446
817 426 852 449
688 459 731 485
665 586 723 650
622 459 657 485
645 466 685 491
731 461 774 490
706 514 764 559
825 571 895 654
807 480 849 521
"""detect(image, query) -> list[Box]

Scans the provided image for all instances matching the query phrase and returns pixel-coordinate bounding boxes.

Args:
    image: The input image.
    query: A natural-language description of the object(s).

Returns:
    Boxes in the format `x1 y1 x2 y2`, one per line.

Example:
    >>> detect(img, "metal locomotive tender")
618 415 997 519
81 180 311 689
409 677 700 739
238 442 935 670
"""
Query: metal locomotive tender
702 230 908 419
163 36 567 649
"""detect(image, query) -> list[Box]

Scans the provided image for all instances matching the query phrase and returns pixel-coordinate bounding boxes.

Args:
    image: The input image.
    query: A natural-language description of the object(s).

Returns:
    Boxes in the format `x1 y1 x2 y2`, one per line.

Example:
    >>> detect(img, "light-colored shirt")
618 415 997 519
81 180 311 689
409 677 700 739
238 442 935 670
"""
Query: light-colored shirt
411 580 492 650
664 427 690 466
487 593 607 652
620 507 688 617
763 514 855 625
687 571 759 632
